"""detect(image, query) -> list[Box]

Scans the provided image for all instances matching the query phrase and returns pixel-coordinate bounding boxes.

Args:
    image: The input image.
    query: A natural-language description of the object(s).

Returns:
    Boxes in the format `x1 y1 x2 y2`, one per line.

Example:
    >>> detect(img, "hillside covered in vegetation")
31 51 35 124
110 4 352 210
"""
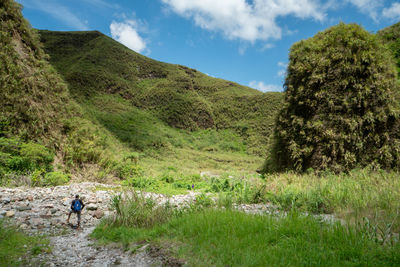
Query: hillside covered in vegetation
0 0 125 184
38 30 283 157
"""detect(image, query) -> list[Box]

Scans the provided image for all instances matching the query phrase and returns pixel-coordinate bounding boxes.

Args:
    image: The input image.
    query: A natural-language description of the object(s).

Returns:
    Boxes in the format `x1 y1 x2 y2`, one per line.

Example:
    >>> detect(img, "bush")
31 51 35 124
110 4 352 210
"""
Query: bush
122 176 153 188
19 142 53 171
42 171 70 186
0 137 54 174
115 163 143 179
266 23 400 173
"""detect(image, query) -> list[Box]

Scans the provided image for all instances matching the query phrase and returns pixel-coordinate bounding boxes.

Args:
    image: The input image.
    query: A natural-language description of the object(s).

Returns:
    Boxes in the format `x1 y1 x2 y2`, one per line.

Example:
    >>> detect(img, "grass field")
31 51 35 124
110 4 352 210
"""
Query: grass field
0 220 50 266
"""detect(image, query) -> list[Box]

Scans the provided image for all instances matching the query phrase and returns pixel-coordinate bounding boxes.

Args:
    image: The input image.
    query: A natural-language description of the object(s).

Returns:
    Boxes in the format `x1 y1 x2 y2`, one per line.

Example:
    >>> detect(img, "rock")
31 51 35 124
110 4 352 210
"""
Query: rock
17 206 32 211
93 210 104 219
87 204 98 211
5 210 15 217
20 224 28 230
31 218 43 226
51 208 57 214
44 204 54 209
27 196 33 201
0 211 6 216
40 214 52 219
2 198 10 204
87 198 98 204
63 199 70 206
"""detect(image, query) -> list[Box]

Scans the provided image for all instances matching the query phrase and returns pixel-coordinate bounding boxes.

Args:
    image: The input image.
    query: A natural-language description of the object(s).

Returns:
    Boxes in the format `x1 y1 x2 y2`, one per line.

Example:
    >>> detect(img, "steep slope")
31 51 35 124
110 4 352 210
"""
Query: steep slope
38 30 283 156
0 1 70 144
0 0 129 182
378 22 400 75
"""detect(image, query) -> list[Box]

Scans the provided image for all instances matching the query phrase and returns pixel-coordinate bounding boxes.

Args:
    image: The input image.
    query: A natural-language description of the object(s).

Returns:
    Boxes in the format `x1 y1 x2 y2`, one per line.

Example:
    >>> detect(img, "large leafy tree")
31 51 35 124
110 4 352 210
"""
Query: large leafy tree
265 23 400 173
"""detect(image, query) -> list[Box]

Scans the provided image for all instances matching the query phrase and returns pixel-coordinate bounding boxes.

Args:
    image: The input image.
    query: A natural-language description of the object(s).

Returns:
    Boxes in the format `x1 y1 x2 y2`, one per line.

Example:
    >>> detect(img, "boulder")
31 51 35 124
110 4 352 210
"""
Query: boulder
86 204 98 211
17 206 31 211
93 210 104 219
5 210 15 217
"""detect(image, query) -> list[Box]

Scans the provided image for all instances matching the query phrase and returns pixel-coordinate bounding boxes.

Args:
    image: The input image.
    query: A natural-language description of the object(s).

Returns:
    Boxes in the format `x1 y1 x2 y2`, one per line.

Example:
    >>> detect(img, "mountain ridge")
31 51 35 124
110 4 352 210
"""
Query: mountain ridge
38 29 284 156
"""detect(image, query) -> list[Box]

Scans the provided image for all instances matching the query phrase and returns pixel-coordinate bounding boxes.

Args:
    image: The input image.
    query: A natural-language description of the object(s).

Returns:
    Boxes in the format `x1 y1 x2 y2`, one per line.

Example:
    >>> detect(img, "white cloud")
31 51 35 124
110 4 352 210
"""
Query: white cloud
383 2 400 20
18 0 88 30
277 61 288 77
278 69 286 77
249 81 282 92
261 43 274 51
161 0 326 43
278 61 288 68
345 0 383 20
82 0 119 9
110 20 147 53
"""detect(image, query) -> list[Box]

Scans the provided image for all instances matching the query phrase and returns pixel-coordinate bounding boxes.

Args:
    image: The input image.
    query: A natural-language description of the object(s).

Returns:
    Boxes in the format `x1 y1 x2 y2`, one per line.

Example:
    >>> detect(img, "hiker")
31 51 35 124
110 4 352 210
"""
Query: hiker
67 194 85 228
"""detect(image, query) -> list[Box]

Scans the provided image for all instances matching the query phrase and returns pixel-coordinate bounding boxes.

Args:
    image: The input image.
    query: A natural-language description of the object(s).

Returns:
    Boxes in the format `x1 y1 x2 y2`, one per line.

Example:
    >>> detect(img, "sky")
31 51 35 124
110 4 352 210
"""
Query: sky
17 0 400 92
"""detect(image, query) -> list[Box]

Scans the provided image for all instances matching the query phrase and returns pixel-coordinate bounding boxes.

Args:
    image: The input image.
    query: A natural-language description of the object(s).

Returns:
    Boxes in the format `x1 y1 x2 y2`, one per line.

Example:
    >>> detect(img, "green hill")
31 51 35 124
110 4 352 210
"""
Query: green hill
0 0 133 183
38 30 283 157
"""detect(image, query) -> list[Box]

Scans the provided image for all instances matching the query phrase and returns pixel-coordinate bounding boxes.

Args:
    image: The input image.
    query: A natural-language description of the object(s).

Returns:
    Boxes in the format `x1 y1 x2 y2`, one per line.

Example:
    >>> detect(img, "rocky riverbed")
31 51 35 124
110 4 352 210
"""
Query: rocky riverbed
0 182 200 266
0 182 304 266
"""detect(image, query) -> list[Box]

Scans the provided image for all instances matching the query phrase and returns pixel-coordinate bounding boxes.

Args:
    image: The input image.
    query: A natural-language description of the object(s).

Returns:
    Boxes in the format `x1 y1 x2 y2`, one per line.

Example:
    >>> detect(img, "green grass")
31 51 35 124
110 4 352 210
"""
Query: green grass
0 220 50 265
81 93 264 177
92 182 400 266
93 209 400 266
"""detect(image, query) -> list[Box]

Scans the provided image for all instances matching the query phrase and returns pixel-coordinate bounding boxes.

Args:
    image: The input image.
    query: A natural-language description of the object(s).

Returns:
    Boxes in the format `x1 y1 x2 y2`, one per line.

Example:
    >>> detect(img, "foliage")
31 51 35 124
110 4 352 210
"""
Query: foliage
266 23 400 173
19 142 54 170
42 171 70 186
0 137 54 178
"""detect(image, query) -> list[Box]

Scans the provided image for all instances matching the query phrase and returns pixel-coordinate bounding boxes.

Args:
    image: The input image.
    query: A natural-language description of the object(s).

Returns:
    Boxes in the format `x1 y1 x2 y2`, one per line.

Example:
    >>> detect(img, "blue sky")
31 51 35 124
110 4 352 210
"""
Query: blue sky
17 0 400 92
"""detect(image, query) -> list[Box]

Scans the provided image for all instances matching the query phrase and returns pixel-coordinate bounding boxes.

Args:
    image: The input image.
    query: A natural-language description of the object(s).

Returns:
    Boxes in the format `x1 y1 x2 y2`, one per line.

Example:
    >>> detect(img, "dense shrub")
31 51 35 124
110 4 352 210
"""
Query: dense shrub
0 137 54 175
42 171 70 186
19 142 54 170
265 23 400 173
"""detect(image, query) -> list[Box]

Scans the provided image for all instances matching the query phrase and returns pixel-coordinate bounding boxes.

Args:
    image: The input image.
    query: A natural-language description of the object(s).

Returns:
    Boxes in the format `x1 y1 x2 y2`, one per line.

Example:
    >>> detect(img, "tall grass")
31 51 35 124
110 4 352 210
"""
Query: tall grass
93 208 400 266
103 191 176 228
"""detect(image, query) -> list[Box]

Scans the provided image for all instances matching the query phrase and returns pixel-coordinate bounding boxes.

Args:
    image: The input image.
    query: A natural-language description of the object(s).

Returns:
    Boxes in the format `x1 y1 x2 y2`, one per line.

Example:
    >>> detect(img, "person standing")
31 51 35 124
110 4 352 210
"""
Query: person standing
67 194 85 228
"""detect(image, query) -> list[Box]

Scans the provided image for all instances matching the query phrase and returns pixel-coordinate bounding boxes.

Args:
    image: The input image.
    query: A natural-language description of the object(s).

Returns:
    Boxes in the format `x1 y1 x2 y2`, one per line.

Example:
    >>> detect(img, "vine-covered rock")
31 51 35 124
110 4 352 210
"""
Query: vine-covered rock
265 23 400 173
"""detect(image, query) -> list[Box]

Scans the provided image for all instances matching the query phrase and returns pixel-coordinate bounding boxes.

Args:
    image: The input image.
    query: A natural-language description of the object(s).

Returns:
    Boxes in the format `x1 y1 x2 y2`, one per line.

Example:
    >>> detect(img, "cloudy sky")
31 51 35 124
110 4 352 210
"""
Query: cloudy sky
18 0 400 92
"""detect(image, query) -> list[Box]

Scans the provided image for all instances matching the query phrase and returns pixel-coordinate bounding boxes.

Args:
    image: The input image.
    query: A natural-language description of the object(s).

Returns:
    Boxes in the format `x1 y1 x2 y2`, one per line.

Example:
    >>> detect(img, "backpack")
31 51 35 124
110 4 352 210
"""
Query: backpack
73 200 82 212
